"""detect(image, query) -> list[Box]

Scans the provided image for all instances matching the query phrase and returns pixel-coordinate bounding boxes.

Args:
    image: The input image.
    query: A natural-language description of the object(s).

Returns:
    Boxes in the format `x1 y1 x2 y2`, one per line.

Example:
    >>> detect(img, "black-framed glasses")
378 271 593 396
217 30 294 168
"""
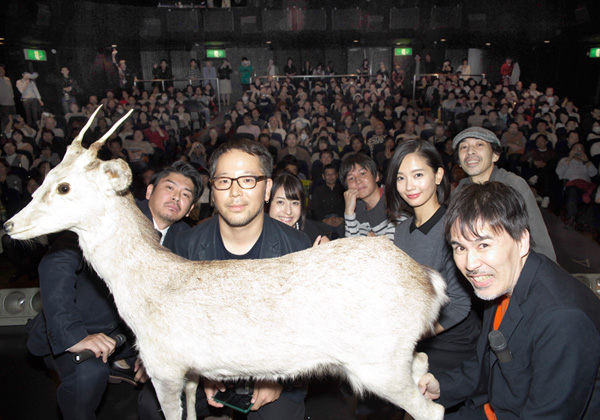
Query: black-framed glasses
210 175 267 191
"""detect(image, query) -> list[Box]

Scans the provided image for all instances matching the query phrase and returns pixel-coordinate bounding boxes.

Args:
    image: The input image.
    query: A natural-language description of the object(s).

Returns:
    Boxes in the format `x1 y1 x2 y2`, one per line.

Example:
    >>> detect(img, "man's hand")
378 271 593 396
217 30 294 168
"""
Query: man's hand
322 216 344 227
134 358 149 383
313 235 330 246
250 380 283 411
418 373 441 400
344 188 359 216
68 333 116 363
204 379 226 408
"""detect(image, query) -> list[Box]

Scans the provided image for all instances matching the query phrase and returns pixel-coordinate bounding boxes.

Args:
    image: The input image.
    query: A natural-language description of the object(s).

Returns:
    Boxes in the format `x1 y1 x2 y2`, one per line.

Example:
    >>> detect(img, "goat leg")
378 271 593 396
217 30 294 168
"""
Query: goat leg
152 376 186 420
184 372 199 420
411 352 429 386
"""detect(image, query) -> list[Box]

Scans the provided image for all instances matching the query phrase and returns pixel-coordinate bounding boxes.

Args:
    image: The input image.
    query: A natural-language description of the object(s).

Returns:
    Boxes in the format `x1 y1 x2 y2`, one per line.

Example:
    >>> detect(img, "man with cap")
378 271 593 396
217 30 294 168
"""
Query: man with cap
452 126 556 261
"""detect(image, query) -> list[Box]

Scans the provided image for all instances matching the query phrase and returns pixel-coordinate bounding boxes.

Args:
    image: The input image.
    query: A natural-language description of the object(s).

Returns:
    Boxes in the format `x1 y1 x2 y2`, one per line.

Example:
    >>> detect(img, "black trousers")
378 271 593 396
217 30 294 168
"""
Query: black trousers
138 380 305 420
44 343 135 420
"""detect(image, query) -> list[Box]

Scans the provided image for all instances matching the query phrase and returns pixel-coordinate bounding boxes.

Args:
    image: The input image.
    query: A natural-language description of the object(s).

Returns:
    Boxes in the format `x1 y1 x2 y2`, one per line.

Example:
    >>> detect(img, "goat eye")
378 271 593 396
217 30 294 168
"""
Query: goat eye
57 183 70 195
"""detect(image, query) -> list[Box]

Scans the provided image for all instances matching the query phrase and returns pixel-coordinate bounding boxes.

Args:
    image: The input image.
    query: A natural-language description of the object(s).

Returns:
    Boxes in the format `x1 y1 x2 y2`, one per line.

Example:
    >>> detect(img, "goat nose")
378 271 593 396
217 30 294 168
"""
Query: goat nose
4 221 13 233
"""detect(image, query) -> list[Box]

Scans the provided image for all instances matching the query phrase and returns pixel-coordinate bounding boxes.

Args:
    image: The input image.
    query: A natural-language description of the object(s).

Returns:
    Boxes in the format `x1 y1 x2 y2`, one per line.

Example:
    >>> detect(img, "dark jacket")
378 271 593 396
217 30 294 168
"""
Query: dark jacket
27 232 121 356
174 214 310 260
137 199 191 251
438 251 600 419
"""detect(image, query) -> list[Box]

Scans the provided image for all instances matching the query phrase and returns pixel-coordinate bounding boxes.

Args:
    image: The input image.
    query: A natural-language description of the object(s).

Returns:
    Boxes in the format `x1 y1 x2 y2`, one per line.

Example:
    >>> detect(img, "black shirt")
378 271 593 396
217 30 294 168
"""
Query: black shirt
215 229 264 260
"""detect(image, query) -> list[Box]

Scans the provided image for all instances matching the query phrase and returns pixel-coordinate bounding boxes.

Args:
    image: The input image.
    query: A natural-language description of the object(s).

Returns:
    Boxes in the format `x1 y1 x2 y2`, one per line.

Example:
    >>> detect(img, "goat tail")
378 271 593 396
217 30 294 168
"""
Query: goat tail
424 266 450 316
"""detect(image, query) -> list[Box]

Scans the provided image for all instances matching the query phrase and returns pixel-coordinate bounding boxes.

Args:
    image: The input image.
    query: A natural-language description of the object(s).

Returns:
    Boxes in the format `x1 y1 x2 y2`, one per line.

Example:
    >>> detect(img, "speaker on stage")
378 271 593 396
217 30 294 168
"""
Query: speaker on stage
0 288 42 326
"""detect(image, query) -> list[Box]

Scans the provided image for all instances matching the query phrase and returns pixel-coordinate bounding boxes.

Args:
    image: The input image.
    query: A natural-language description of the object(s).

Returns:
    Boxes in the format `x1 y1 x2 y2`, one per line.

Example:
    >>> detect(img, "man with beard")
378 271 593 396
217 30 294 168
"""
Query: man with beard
138 139 310 420
452 127 556 261
138 161 201 249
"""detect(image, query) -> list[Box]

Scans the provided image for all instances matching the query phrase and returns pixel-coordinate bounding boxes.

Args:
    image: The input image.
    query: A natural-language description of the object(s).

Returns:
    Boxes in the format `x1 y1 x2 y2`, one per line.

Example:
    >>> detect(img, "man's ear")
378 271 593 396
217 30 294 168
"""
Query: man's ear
264 178 273 202
185 204 195 218
146 183 154 200
518 230 531 259
492 151 500 163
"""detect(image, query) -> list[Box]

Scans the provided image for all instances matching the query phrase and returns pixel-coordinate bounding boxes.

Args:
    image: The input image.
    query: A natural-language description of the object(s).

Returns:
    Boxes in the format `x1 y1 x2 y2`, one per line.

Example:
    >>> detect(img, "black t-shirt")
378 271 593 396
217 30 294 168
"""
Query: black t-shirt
214 228 264 260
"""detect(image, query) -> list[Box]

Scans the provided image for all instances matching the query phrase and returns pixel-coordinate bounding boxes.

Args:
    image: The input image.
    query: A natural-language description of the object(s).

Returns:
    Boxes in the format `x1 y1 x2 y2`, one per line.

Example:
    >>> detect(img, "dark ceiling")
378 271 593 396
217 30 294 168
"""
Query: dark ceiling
2 0 600 51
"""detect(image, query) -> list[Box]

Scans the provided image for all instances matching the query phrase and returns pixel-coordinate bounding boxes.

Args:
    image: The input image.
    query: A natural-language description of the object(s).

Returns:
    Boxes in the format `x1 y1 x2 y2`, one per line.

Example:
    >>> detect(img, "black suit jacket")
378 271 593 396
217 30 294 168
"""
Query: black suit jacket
27 232 122 356
438 251 600 419
137 199 191 251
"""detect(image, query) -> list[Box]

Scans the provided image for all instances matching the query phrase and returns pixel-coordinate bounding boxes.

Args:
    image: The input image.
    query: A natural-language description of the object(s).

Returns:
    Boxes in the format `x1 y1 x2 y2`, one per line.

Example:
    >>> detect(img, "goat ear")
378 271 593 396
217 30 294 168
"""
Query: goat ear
99 159 132 194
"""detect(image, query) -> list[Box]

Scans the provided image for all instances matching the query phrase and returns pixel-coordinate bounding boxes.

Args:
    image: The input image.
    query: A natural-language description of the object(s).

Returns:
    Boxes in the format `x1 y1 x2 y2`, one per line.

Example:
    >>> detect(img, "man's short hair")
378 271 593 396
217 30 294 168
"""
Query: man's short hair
150 161 203 202
323 163 337 173
338 153 378 189
257 133 270 143
208 139 273 180
320 149 333 159
108 137 122 147
444 182 532 246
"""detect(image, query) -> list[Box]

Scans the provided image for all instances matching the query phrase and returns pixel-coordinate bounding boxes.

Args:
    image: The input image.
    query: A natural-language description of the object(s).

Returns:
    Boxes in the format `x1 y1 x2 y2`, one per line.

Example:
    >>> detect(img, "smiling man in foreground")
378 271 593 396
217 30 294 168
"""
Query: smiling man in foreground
418 182 600 419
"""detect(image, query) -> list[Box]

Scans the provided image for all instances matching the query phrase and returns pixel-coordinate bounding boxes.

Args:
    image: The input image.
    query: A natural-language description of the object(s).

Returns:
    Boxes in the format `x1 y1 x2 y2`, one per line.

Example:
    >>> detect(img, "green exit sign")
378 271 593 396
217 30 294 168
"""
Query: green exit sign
590 48 600 58
206 49 226 58
24 49 47 61
394 47 413 56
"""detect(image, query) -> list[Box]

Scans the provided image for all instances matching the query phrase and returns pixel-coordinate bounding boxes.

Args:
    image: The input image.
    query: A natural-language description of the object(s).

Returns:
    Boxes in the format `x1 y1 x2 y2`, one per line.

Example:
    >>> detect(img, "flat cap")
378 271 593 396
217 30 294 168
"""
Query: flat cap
452 127 501 150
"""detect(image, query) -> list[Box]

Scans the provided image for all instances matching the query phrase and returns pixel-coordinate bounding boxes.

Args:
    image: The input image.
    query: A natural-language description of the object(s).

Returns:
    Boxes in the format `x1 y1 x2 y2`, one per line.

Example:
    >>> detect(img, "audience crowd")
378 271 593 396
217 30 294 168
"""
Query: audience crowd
2 56 599 247
1 53 600 419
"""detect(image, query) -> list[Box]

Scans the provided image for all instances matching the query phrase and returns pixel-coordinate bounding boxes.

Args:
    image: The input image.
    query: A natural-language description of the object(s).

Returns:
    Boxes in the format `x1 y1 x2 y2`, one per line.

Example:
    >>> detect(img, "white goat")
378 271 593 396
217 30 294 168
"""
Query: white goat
5 108 447 420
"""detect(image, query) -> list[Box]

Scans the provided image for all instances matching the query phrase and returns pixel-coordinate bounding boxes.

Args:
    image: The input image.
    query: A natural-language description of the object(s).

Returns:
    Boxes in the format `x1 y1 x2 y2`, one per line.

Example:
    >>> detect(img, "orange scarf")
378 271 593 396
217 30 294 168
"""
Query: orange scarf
484 295 511 420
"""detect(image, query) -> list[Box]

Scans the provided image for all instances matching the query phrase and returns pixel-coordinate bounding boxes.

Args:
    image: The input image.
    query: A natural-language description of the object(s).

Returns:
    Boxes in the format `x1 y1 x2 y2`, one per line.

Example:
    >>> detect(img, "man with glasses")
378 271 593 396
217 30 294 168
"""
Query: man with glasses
139 139 310 420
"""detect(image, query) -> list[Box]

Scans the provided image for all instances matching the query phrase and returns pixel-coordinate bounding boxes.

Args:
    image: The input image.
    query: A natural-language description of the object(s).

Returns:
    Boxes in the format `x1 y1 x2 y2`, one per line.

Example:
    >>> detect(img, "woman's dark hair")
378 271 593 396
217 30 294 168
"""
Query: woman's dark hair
11 129 25 139
267 171 306 229
385 139 450 222
41 128 55 138
444 181 531 246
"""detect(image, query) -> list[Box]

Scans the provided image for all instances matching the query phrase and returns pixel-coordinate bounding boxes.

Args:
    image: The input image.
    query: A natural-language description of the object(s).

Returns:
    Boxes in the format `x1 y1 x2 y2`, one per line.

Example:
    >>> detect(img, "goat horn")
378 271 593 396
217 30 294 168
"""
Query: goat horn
88 109 135 156
71 105 104 151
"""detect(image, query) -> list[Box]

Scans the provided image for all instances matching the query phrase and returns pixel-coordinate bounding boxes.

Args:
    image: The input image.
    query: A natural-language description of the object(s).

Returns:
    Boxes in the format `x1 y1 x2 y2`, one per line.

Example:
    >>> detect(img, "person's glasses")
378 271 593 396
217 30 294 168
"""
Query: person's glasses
210 175 267 191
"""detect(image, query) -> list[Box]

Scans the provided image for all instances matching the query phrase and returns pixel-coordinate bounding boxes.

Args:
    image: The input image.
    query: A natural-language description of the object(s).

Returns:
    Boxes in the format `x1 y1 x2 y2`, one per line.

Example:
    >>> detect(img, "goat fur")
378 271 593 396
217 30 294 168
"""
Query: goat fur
5 108 448 420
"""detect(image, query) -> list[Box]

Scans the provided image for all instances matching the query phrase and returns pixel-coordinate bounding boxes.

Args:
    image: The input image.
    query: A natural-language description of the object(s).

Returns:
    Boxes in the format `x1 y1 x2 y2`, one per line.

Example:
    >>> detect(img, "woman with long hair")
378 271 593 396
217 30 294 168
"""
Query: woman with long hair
267 171 332 245
385 139 480 374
